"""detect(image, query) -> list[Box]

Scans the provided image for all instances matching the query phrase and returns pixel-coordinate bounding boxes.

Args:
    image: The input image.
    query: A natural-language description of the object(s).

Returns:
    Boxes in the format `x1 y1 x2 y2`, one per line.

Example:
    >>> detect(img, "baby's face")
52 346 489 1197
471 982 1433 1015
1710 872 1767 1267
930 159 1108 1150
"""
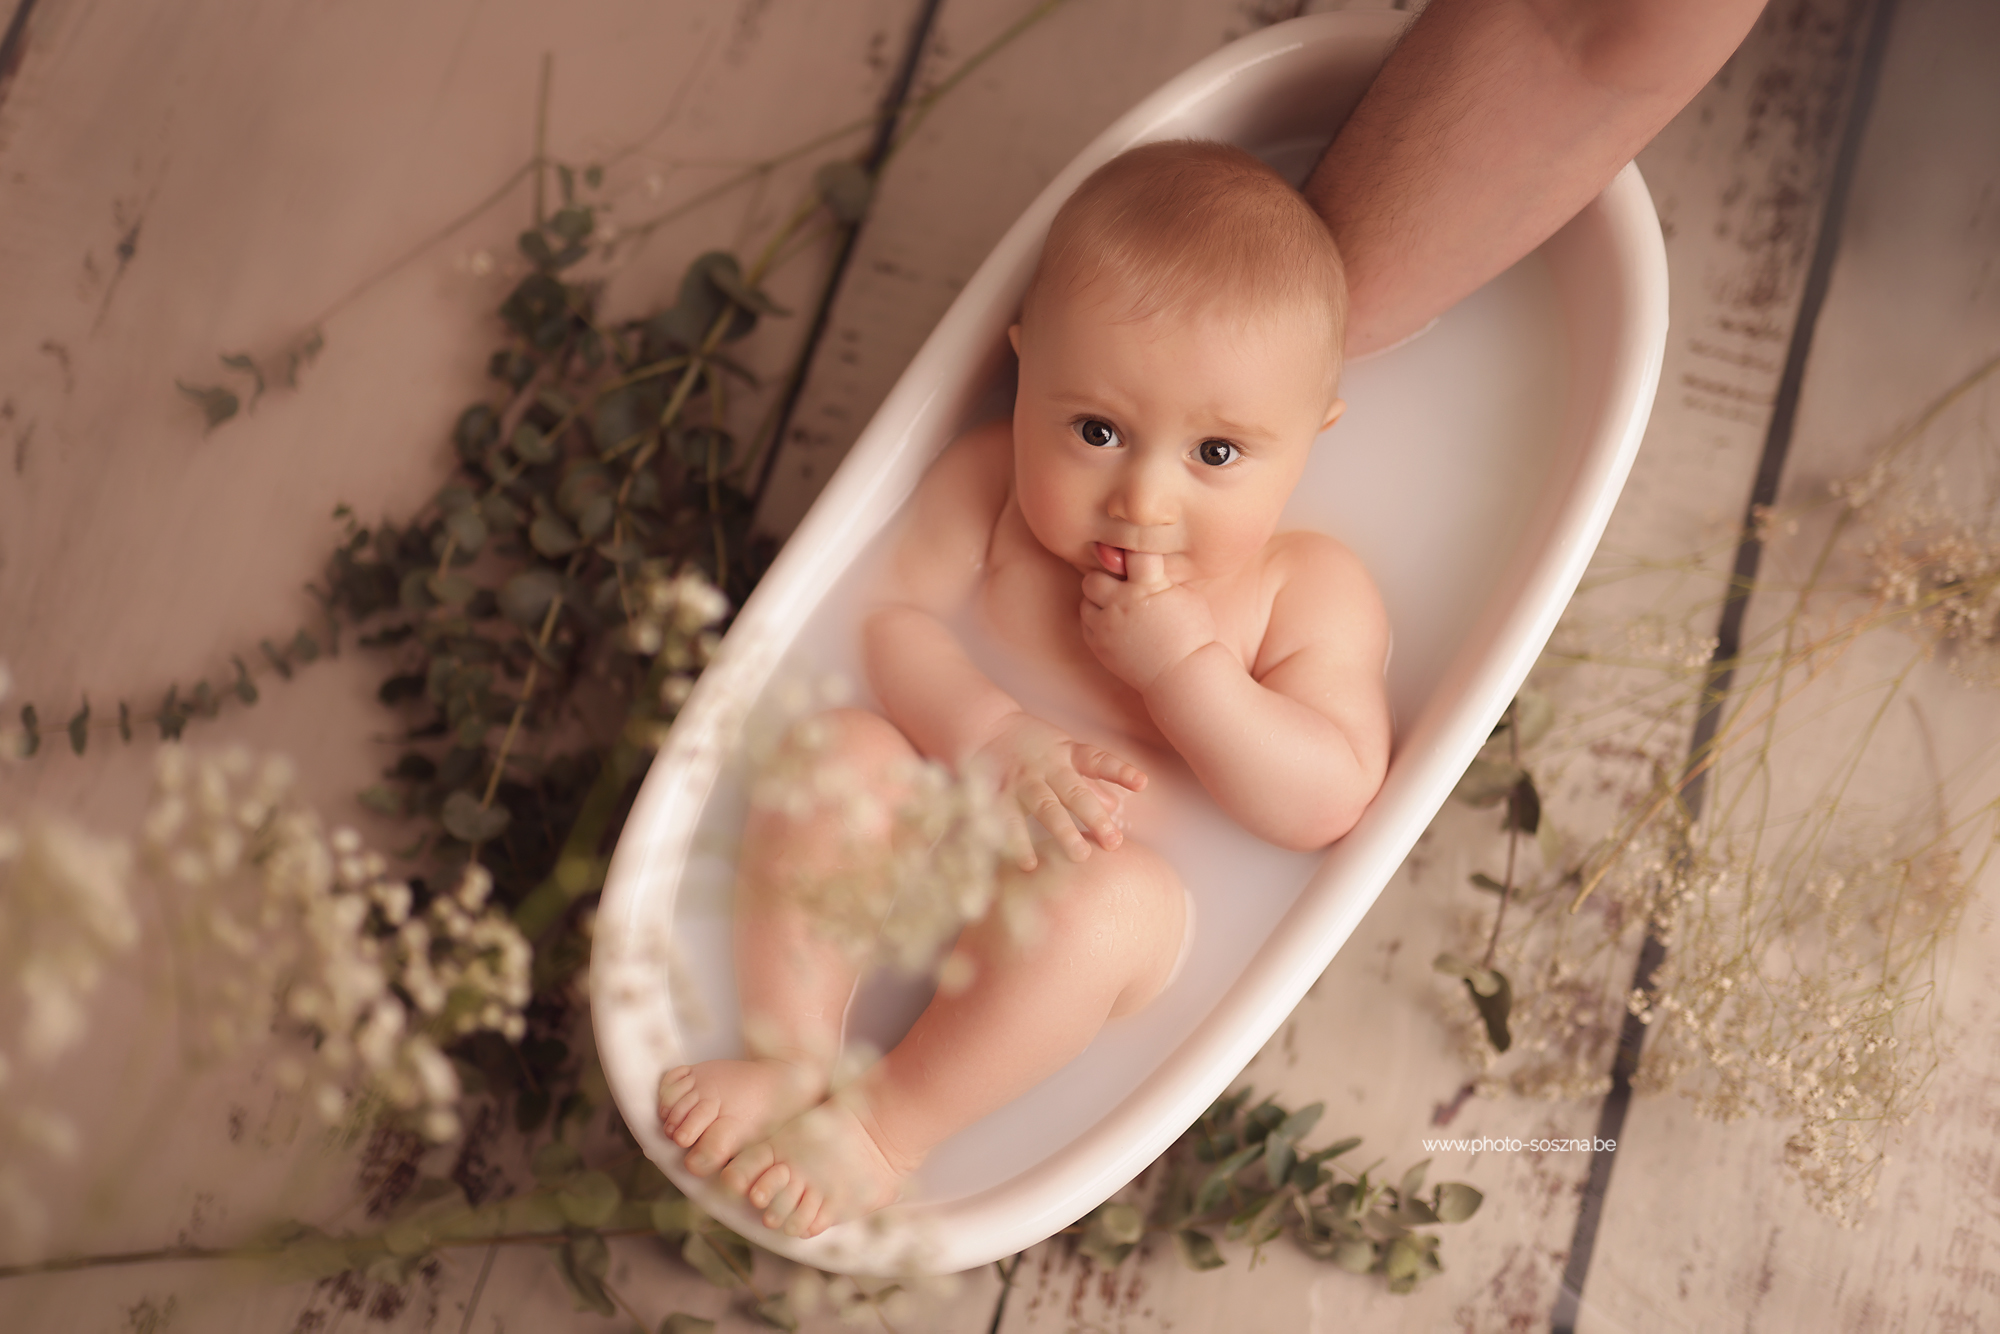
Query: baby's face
1009 279 1343 585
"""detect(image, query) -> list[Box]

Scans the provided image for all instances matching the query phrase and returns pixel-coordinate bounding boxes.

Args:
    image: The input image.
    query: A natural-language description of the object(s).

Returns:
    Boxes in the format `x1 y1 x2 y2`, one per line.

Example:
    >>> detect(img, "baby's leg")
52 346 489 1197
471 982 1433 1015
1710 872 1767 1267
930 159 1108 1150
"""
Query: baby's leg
660 708 913 1175
725 837 1188 1236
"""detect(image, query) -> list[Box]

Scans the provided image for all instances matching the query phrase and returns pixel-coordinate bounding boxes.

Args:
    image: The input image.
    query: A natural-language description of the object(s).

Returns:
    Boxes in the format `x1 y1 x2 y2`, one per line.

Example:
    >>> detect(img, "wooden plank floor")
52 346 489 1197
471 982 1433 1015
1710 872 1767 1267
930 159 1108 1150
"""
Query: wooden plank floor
2 0 1994 1329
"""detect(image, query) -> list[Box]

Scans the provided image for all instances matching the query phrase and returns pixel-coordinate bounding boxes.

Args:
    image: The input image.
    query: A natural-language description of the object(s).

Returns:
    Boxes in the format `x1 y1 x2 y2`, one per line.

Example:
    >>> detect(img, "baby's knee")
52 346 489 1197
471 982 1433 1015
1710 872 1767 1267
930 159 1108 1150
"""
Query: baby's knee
1035 844 1185 970
784 708 912 780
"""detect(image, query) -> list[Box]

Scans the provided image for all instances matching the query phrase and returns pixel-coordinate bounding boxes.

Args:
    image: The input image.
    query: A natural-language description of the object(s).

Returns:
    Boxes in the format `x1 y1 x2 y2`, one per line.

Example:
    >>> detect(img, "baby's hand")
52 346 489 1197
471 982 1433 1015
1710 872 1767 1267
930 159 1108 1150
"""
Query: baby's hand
972 713 1146 870
1080 552 1218 691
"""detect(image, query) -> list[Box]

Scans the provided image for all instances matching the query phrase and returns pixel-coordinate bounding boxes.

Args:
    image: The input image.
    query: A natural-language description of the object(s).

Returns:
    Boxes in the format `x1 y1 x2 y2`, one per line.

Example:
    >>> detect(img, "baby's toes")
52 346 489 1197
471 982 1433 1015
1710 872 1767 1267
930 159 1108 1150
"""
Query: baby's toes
657 1069 695 1122
762 1173 809 1230
782 1185 825 1238
745 1161 789 1210
719 1140 776 1196
669 1097 718 1152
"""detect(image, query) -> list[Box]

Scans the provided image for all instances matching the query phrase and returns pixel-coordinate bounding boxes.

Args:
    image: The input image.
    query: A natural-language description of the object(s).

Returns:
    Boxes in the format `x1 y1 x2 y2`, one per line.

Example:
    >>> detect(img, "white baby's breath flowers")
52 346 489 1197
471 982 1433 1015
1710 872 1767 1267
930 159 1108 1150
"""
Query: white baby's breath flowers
748 708 1028 983
137 748 533 1144
0 811 140 1255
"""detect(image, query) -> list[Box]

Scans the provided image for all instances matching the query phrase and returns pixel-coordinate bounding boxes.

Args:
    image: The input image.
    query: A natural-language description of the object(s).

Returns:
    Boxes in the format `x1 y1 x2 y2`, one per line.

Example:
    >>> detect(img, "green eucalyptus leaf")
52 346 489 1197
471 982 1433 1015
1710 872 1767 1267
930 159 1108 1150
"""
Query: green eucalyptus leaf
556 1169 621 1227
681 1230 750 1289
550 205 594 243
555 1234 615 1316
530 513 582 557
1194 1142 1262 1216
428 572 478 608
1452 756 1524 808
661 1317 715 1334
651 1196 700 1237
455 403 500 460
154 690 183 743
445 506 489 556
753 1292 798 1332
1330 1237 1376 1274
482 493 524 532
500 569 563 628
1433 1182 1483 1223
1384 1234 1424 1285
67 699 89 755
1275 1102 1325 1145
500 272 576 350
283 329 325 387
440 790 510 843
531 1139 583 1183
1469 872 1508 894
1265 1140 1295 1189
1398 1159 1430 1203
1096 1202 1143 1246
220 351 266 407
1244 1100 1286 1142
512 421 556 465
575 493 615 541
1174 1229 1226 1272
702 251 786 316
231 656 258 705
289 629 321 663
813 160 873 224
593 380 662 457
399 568 438 611
177 380 239 430
518 229 559 270
1506 773 1542 835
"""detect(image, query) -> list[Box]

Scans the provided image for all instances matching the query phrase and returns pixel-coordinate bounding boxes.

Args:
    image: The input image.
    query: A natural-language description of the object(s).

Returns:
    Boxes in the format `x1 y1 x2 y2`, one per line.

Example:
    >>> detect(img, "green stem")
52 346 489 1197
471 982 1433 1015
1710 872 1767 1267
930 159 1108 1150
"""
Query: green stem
534 53 554 228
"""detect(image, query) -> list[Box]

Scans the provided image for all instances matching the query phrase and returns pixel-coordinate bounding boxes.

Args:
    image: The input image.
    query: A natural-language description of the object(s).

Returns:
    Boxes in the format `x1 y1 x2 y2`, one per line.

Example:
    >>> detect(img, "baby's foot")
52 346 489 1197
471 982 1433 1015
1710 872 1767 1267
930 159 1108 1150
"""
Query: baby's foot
720 1093 922 1238
657 1057 824 1177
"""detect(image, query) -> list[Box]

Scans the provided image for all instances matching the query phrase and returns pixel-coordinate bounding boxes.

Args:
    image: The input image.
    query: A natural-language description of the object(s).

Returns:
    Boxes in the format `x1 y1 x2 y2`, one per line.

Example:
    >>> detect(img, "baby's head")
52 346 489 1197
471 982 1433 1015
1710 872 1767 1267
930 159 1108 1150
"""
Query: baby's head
1009 140 1350 584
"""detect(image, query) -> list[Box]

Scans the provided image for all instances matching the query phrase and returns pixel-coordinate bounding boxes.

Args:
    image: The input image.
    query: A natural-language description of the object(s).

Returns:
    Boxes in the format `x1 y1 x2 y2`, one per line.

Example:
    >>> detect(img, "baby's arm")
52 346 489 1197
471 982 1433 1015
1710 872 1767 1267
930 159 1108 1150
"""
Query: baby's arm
865 423 1144 867
1082 533 1390 850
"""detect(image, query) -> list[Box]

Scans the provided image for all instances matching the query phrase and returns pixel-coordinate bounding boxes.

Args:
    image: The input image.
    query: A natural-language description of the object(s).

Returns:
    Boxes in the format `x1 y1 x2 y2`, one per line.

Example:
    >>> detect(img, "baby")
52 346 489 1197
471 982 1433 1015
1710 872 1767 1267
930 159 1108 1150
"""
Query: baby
657 139 1392 1238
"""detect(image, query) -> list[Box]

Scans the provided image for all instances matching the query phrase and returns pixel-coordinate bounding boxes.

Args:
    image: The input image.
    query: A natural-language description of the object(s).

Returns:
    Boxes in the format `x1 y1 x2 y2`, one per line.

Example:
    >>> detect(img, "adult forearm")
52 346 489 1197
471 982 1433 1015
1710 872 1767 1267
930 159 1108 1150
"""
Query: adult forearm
1143 643 1374 851
1309 0 1765 356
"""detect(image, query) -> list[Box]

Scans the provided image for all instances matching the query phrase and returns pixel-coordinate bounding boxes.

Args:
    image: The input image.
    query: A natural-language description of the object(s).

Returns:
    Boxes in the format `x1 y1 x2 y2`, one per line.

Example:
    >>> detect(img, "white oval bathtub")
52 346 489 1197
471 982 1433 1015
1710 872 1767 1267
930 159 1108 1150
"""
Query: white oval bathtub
592 9 1666 1276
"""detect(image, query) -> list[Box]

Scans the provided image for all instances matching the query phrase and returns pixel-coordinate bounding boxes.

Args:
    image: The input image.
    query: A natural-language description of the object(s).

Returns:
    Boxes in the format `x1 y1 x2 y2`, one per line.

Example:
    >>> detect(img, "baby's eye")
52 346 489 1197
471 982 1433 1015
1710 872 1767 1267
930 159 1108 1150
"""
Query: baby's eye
1075 419 1121 448
1197 439 1239 467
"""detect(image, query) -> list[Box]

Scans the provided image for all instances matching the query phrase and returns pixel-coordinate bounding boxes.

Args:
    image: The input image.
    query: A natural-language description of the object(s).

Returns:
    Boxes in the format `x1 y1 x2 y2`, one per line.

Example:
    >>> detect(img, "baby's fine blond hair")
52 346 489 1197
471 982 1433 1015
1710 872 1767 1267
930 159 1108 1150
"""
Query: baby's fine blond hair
1022 139 1348 387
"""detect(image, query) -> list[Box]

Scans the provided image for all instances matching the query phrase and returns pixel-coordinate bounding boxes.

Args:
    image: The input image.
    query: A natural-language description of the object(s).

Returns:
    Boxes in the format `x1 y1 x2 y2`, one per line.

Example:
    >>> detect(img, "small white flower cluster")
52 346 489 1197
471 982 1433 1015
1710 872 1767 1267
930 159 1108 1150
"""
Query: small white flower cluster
141 747 531 1143
750 713 1022 984
623 566 728 683
0 809 139 1252
1831 384 2000 688
1635 838 1965 1225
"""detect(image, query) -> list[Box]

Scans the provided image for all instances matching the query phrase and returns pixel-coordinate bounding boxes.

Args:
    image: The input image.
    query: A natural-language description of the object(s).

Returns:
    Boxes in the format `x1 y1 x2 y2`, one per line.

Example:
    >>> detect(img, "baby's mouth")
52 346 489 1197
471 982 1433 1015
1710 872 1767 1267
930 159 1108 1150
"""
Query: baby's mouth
1093 543 1128 578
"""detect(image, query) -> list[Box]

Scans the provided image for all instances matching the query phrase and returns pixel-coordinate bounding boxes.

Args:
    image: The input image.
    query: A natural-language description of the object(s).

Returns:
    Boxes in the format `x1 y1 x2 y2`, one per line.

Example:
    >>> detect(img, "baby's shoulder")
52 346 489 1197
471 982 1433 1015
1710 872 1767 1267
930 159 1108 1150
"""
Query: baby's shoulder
1252 530 1388 662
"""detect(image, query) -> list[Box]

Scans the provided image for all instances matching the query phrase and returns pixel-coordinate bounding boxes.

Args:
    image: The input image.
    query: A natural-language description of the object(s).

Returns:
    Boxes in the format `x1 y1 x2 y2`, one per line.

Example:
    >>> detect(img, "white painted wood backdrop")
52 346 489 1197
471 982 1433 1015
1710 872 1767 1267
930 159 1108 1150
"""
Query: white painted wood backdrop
1 0 1994 1329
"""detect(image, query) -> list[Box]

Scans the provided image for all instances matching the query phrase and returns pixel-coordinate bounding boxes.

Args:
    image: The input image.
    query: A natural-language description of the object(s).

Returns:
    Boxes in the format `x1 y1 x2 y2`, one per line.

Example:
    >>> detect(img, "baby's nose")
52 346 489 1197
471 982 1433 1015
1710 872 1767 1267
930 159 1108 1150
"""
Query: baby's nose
1109 461 1176 525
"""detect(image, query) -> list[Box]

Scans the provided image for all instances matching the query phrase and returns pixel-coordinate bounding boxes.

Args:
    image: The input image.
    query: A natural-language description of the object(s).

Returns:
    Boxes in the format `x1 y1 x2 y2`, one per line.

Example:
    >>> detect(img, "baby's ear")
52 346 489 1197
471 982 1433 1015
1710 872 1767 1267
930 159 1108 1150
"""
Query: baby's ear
1007 323 1022 357
1320 398 1347 433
